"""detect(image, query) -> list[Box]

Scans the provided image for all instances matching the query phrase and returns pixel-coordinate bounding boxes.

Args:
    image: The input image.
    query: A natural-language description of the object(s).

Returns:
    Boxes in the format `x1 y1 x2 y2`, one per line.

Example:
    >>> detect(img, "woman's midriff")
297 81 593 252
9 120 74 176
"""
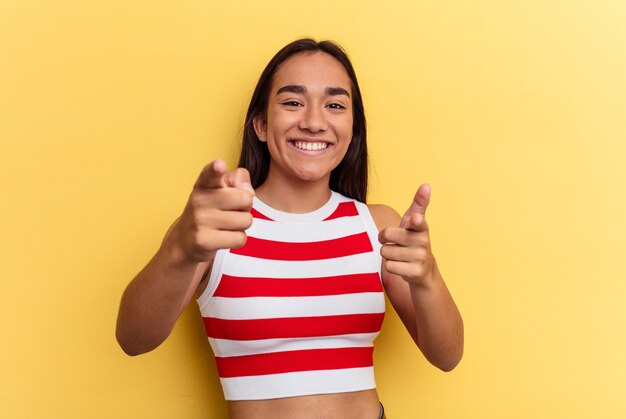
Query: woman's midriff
229 388 381 419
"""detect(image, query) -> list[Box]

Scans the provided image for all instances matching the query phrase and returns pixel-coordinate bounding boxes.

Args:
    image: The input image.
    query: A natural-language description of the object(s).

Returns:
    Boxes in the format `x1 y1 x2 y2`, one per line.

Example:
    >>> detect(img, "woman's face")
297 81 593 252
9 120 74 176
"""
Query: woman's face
254 51 354 185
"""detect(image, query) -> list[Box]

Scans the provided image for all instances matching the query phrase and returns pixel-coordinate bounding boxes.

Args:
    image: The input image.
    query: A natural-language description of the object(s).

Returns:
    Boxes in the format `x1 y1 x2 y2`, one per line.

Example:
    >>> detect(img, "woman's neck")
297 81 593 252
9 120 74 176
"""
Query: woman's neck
255 172 332 214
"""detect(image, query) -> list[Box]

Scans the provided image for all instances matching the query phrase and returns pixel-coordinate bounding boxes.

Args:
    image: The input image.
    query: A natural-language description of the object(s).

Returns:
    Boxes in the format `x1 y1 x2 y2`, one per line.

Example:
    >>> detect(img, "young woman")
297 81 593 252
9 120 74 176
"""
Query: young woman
116 39 463 419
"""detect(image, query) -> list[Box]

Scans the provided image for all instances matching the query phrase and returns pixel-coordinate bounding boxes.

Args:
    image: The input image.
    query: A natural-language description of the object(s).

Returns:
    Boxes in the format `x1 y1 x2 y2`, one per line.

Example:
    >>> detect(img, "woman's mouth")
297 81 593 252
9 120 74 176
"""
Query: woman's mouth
291 140 330 151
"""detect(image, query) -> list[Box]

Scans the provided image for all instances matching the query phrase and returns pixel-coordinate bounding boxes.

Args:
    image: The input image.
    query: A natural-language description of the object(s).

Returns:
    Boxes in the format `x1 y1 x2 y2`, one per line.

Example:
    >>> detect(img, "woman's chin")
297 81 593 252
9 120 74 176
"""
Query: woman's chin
292 169 332 184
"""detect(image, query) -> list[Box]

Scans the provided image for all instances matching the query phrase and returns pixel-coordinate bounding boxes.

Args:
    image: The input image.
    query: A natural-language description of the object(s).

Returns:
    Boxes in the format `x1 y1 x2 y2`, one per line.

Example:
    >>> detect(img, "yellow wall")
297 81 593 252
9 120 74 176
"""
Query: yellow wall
2 1 625 417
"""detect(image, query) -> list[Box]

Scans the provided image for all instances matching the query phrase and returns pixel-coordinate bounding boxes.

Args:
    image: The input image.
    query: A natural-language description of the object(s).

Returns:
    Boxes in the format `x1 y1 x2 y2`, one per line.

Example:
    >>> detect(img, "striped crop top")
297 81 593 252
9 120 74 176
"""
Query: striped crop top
196 191 385 400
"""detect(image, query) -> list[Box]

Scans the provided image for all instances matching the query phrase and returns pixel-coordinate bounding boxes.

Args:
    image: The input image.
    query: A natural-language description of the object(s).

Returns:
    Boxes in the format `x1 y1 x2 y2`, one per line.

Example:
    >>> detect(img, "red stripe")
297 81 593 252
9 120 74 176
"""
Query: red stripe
203 313 384 341
323 201 359 220
250 208 273 221
214 273 382 297
215 346 374 378
230 232 373 260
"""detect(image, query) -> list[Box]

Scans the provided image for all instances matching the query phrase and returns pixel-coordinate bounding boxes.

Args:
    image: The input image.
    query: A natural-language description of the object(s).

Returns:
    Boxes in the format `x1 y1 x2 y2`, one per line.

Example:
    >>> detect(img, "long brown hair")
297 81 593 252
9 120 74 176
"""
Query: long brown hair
238 38 368 202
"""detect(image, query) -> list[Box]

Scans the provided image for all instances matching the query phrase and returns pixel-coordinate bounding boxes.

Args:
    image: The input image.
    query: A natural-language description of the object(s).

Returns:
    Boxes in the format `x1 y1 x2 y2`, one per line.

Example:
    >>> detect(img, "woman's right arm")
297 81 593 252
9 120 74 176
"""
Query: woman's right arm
115 160 254 356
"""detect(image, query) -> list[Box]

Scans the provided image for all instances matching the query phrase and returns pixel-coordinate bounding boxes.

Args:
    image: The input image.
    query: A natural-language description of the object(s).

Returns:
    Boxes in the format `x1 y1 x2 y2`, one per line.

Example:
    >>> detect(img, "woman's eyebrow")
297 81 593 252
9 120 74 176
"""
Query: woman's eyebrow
326 87 350 98
276 85 306 95
276 85 351 98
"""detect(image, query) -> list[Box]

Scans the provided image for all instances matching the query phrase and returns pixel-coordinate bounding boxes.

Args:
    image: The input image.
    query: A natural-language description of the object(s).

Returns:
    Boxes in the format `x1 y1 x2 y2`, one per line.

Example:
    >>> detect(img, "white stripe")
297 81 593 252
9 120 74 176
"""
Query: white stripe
209 333 379 357
220 367 376 401
247 216 364 243
207 293 385 320
221 251 380 279
252 192 343 223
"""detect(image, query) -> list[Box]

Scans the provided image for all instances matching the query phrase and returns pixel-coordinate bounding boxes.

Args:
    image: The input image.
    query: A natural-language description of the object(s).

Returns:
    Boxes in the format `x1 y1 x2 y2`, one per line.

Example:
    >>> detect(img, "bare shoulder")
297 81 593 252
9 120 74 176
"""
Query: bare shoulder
367 203 401 231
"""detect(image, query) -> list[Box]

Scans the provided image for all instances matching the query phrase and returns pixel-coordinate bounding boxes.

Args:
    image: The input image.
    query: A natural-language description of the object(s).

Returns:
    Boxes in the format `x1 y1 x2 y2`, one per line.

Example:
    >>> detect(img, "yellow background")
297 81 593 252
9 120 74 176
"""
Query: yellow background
1 1 625 417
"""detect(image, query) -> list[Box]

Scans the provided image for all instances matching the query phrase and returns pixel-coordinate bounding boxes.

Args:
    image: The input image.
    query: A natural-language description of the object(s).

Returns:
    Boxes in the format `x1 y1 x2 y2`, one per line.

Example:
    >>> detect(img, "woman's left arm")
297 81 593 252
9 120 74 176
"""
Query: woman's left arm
369 184 464 372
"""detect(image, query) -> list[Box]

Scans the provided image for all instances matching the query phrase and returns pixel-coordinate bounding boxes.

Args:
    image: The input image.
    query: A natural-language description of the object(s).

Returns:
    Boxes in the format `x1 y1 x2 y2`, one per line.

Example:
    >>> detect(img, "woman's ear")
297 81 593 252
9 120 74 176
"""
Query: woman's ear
252 115 267 142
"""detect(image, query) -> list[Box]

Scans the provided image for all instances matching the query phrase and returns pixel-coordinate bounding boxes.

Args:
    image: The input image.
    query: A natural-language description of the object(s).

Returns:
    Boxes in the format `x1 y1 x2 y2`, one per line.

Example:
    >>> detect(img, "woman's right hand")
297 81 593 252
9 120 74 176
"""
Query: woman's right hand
116 159 254 355
170 159 255 262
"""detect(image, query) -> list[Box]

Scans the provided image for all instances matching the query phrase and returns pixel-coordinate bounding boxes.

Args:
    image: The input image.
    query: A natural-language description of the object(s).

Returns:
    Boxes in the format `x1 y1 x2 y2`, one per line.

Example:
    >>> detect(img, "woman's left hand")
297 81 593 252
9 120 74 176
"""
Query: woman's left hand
378 184 435 287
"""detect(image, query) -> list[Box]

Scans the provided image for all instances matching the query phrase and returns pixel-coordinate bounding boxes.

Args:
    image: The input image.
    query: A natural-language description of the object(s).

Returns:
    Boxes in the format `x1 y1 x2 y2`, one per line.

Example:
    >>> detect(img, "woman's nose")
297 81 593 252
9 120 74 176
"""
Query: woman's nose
299 105 327 133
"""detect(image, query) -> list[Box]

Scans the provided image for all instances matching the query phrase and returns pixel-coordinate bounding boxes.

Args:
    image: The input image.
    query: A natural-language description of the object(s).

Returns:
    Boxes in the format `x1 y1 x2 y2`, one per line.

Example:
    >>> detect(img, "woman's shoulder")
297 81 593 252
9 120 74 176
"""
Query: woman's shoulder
366 203 401 231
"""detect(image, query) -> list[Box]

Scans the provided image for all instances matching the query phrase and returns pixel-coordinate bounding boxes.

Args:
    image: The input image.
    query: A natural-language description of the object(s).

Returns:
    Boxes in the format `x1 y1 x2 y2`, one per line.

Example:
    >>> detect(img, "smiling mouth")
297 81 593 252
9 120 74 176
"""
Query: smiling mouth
290 140 330 151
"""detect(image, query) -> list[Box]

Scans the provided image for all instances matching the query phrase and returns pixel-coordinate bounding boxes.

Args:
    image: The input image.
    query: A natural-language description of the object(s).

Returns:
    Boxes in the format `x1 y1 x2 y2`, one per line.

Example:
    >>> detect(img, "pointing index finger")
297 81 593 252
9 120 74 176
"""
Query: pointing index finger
402 212 428 232
194 159 227 189
223 168 255 193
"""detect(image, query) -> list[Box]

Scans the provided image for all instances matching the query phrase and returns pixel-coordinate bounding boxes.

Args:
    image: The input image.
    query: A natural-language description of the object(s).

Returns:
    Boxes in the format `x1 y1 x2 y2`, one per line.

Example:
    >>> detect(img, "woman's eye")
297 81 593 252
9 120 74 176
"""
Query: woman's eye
328 103 346 110
283 101 302 107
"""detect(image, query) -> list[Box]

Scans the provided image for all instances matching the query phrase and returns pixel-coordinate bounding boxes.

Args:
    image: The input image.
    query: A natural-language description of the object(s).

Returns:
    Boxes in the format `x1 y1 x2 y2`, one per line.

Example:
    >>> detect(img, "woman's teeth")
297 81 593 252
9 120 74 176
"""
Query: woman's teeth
293 141 328 151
